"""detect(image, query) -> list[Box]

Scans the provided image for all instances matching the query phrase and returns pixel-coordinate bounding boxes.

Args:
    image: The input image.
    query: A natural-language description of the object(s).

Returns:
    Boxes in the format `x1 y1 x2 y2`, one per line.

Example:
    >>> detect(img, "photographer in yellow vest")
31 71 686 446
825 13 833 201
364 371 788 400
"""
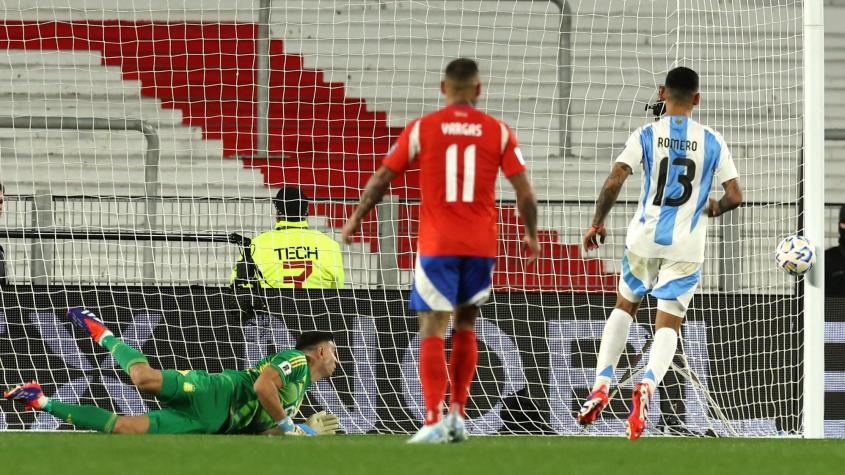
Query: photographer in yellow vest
231 187 344 289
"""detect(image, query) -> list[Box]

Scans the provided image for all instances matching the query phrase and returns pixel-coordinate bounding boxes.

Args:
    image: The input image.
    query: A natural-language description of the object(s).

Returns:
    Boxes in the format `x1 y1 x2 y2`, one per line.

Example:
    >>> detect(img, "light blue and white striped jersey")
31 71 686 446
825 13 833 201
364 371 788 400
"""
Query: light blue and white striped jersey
616 115 739 263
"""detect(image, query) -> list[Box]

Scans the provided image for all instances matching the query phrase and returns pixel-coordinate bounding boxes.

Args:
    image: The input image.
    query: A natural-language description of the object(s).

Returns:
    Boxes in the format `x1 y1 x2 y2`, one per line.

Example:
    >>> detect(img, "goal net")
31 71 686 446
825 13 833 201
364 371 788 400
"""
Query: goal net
0 0 818 436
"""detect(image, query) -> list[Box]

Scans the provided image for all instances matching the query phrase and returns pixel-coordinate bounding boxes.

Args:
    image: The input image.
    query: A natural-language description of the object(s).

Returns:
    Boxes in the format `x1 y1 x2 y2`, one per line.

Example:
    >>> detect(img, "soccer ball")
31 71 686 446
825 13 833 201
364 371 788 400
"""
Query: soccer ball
774 235 816 276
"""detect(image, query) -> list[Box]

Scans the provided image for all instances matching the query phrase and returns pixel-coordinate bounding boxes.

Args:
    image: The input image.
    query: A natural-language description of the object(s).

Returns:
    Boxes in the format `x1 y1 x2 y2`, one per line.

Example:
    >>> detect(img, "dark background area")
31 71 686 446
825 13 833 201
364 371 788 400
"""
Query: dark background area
0 287 837 434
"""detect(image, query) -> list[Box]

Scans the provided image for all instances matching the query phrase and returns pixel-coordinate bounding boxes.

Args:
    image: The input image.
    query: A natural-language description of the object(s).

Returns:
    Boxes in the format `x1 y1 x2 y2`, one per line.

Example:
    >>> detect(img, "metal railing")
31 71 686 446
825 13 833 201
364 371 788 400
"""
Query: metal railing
550 0 572 160
0 117 161 282
1 194 837 292
255 0 271 158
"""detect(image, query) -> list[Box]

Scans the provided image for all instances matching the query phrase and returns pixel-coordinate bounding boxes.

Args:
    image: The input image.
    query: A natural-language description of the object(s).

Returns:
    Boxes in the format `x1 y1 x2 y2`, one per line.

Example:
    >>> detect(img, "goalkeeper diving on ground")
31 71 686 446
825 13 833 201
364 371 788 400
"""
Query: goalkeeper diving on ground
578 66 743 440
4 308 340 436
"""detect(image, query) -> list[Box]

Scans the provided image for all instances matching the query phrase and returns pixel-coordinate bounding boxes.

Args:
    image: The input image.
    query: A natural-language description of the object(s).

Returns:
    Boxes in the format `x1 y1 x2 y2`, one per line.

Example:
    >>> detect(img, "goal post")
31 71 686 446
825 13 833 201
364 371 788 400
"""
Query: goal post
802 0 825 440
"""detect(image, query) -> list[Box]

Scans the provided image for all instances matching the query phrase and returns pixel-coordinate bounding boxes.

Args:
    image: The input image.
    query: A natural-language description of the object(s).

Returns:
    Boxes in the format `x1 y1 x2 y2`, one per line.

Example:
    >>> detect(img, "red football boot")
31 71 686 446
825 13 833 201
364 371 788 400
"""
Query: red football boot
625 383 653 440
67 307 112 344
577 385 609 427
4 381 46 411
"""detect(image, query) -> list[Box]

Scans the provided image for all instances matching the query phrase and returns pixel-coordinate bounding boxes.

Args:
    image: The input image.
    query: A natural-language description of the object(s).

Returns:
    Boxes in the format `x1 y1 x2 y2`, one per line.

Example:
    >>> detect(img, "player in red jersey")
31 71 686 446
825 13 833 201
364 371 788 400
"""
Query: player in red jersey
342 58 540 444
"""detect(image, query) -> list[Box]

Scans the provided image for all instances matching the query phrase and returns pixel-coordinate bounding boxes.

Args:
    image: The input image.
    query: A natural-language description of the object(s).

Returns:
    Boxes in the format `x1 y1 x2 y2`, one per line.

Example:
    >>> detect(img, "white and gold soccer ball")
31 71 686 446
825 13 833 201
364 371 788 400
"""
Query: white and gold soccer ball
775 235 816 276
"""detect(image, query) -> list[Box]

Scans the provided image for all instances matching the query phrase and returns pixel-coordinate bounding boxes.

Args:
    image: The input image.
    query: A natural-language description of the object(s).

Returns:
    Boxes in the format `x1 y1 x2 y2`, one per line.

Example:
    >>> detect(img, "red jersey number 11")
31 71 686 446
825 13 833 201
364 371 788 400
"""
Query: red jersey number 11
445 144 476 203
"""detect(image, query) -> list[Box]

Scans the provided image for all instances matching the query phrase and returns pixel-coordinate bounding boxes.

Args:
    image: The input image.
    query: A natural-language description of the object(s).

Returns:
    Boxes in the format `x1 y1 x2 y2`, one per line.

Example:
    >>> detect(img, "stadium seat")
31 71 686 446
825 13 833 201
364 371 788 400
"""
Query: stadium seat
4 0 842 287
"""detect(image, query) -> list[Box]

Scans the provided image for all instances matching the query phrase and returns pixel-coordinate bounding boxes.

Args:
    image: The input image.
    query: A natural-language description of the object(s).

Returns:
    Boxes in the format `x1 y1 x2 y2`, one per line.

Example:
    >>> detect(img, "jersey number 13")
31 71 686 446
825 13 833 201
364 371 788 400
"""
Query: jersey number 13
652 157 696 207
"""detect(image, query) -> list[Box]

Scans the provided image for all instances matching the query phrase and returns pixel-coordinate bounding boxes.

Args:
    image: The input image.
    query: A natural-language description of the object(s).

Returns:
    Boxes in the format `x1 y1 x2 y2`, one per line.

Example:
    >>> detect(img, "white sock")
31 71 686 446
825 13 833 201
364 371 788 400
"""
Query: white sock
593 308 633 391
641 327 679 394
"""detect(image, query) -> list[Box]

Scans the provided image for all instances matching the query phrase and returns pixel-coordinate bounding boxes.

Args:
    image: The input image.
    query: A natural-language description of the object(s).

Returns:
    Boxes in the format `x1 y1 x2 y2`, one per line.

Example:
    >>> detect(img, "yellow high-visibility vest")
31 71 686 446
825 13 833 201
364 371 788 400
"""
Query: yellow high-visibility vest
231 220 345 289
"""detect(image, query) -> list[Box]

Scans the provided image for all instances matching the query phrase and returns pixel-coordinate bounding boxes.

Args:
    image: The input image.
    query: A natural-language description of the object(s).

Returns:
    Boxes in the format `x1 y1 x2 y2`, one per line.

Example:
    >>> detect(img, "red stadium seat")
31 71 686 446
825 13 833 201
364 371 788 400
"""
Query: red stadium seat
0 19 616 291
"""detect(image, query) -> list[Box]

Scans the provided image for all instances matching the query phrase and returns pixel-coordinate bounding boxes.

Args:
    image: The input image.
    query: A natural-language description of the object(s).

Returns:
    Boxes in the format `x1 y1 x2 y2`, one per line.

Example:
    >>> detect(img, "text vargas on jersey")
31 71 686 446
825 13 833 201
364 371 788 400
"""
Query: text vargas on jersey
440 122 483 137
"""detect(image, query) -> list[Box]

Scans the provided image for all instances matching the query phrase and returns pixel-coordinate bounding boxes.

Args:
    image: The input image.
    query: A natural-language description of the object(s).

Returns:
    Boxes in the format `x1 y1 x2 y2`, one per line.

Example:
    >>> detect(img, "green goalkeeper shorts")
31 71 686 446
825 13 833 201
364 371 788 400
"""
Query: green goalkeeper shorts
146 369 233 434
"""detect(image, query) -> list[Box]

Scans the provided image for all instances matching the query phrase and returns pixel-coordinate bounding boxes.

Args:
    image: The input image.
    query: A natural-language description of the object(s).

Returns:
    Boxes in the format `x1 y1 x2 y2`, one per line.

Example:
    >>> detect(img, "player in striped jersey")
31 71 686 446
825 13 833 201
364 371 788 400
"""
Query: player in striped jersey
4 308 340 436
577 67 743 440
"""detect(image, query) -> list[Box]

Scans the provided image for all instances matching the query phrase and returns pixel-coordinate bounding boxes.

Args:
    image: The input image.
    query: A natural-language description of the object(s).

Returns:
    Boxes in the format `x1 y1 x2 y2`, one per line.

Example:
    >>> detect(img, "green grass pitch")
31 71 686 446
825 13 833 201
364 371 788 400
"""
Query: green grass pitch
1 433 843 475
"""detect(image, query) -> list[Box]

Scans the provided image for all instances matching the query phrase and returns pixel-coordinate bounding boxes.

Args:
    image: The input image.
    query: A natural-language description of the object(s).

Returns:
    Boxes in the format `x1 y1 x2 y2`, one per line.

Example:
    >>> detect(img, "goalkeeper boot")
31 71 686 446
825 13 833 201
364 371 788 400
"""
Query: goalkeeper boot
577 385 609 427
407 421 449 444
4 381 47 411
443 411 467 443
67 307 112 344
625 383 652 441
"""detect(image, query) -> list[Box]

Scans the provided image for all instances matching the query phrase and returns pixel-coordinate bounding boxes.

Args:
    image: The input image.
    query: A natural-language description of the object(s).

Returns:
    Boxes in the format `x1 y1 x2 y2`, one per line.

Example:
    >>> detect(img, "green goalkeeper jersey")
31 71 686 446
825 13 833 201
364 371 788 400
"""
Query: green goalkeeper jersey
218 349 312 434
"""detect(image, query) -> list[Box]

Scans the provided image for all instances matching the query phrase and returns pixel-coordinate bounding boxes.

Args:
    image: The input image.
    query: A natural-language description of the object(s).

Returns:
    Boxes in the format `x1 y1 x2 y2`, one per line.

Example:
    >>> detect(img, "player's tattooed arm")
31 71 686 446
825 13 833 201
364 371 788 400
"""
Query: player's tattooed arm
583 163 630 251
508 171 541 263
592 162 632 226
707 178 743 217
342 166 398 244
355 166 397 219
521 198 538 237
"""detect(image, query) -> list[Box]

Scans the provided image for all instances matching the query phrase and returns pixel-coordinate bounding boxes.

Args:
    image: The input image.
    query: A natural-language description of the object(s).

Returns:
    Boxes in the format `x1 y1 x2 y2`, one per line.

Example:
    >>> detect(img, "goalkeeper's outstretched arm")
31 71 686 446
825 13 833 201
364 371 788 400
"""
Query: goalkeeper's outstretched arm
254 366 299 436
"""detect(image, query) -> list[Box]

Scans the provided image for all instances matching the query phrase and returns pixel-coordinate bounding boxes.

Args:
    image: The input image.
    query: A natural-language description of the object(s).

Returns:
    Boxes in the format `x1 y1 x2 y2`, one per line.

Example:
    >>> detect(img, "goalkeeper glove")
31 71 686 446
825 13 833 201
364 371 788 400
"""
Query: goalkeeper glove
295 423 319 436
304 411 340 435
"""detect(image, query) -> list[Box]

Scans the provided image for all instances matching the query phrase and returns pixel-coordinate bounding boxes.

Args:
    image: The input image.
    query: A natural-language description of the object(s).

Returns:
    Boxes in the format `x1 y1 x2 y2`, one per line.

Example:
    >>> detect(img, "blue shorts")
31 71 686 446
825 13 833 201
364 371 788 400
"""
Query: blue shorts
409 255 497 312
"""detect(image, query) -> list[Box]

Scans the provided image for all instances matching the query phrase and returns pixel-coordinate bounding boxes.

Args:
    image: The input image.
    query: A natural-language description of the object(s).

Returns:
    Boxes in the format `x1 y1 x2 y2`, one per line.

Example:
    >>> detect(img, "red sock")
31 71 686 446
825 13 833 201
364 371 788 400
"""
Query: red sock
419 336 447 425
448 330 478 418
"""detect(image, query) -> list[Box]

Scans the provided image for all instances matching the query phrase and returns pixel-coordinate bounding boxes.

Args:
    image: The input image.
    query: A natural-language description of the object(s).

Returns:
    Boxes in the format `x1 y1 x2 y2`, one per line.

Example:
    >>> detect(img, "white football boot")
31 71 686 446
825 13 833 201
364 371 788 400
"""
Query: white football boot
443 412 468 443
407 421 450 444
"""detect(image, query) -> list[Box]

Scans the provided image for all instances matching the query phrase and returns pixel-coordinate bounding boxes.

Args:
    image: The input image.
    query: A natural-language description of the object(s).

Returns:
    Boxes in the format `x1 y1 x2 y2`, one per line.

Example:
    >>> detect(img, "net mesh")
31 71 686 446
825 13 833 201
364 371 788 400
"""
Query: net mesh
0 0 813 436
